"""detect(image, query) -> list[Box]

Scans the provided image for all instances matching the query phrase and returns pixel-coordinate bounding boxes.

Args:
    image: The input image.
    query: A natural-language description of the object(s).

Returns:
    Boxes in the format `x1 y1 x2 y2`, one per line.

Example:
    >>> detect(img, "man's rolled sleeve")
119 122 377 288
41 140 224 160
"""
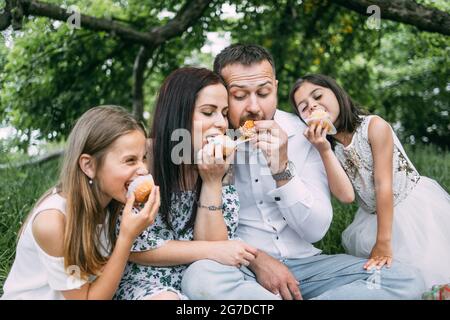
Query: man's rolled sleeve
267 149 333 243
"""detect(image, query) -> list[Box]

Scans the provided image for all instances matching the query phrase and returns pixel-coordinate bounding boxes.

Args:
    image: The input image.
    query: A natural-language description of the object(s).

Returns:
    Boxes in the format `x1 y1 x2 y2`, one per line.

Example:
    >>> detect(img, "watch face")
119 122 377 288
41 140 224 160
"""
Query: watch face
286 161 295 177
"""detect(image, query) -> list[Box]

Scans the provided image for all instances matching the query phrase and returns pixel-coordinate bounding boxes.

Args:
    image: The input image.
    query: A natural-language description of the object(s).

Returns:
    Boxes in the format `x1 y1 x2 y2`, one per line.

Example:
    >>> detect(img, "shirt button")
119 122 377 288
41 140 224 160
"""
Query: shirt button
255 179 259 183
283 217 286 221
276 236 279 240
259 200 263 205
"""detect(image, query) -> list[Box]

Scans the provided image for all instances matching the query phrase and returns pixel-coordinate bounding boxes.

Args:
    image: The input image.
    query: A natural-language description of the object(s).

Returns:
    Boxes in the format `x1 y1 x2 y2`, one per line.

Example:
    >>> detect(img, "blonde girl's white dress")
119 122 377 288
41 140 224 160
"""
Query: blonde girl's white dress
334 115 450 289
1 189 111 299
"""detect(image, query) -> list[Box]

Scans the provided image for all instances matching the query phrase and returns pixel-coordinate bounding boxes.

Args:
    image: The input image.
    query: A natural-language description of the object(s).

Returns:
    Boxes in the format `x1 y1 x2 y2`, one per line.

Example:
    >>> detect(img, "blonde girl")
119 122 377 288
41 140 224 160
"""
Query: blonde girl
2 106 160 299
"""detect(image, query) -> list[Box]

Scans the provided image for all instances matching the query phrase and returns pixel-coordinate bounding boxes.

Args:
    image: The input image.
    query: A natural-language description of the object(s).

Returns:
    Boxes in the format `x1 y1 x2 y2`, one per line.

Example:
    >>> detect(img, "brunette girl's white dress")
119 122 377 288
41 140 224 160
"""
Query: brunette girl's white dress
334 115 450 289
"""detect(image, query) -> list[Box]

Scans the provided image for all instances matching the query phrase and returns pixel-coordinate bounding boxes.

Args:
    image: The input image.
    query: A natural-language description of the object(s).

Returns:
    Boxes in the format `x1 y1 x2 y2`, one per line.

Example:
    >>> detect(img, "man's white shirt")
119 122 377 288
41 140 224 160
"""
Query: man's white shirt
234 110 332 260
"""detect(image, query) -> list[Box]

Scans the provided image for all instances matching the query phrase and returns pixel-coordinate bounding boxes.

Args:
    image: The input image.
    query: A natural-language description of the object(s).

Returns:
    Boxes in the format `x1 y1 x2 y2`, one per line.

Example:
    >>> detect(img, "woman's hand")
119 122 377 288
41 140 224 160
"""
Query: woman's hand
118 186 160 244
364 240 393 270
197 142 232 185
303 121 331 154
209 240 258 268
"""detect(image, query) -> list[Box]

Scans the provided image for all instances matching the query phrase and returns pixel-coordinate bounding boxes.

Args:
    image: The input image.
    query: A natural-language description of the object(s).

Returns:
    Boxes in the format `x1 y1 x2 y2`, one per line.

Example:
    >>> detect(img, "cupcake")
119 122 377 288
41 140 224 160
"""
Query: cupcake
305 110 337 135
126 174 154 203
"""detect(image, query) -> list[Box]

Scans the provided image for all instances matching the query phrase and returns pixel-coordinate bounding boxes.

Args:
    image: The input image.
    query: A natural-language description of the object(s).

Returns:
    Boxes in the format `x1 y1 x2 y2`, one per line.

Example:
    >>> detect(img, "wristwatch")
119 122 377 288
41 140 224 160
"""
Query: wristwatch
272 160 296 181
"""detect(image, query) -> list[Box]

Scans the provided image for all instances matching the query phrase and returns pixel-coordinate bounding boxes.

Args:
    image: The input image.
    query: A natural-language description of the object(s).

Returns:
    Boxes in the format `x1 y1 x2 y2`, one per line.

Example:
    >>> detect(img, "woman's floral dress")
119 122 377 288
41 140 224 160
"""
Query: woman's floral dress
113 185 239 300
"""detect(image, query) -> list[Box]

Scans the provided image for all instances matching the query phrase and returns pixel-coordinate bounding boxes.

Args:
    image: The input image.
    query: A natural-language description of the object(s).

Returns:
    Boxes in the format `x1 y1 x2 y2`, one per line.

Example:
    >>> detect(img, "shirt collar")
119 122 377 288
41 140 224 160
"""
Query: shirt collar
274 109 300 138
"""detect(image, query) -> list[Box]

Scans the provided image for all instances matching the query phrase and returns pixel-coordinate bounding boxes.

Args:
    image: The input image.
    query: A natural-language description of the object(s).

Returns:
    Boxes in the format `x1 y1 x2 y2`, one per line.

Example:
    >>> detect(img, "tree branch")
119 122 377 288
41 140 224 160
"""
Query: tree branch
331 0 450 36
148 0 214 46
131 0 212 121
1 0 213 43
1 0 213 122
9 0 153 42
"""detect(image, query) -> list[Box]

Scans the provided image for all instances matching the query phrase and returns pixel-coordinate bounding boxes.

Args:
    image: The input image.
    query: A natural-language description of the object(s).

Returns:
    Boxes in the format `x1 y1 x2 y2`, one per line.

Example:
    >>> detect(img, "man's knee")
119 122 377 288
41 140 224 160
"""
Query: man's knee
400 264 426 299
182 259 236 300
383 261 426 299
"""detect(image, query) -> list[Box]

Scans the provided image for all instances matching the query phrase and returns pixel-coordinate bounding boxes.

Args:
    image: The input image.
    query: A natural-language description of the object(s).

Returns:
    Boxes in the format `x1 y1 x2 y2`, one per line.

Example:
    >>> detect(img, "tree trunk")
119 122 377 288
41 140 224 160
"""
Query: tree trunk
132 46 153 123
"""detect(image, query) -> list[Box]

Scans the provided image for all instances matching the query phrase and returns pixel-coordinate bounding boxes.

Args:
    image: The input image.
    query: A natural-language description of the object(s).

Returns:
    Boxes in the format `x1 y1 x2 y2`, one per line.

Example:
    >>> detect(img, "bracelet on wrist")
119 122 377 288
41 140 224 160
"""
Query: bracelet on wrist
197 201 223 211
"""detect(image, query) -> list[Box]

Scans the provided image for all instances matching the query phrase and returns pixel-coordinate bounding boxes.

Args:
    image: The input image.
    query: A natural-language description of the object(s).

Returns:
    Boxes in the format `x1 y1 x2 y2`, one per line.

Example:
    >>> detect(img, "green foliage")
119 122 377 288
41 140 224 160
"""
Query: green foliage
1 20 136 143
0 159 61 295
0 0 449 149
225 0 449 148
0 0 225 143
374 23 450 147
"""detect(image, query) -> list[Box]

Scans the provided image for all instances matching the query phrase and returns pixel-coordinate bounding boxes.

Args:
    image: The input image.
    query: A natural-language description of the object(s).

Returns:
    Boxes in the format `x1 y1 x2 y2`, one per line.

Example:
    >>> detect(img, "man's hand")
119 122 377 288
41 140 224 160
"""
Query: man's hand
249 251 302 300
253 120 289 176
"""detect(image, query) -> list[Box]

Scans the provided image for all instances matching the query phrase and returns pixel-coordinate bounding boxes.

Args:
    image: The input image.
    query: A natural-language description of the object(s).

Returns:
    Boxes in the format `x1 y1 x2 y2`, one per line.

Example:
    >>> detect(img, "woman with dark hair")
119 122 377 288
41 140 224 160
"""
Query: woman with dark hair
290 74 450 290
114 67 258 300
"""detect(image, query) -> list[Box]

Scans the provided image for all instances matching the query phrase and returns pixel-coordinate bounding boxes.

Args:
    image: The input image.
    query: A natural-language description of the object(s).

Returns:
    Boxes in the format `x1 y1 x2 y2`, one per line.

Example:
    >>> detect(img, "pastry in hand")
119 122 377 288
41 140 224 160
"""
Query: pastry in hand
126 174 154 203
305 110 337 135
239 120 257 139
207 135 236 157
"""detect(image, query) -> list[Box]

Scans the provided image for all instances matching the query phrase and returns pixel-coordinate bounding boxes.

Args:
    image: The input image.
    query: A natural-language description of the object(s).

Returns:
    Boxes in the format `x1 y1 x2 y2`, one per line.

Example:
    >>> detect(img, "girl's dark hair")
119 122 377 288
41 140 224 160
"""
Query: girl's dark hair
150 67 225 231
289 74 365 137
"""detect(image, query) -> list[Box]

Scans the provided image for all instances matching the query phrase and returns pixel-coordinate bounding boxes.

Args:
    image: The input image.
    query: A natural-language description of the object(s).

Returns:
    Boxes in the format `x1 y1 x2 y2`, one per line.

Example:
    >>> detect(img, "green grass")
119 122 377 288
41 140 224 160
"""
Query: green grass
0 144 448 295
0 159 61 295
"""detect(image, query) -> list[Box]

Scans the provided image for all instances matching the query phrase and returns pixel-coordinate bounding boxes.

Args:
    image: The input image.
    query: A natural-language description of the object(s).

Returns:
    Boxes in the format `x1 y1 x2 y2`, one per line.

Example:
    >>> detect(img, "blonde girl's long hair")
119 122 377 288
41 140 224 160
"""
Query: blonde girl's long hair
25 106 146 279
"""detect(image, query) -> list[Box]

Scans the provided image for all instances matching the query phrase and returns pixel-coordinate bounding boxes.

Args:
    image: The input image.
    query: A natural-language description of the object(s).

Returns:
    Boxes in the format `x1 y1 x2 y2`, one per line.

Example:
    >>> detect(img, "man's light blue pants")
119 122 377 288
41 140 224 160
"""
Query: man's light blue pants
181 254 425 300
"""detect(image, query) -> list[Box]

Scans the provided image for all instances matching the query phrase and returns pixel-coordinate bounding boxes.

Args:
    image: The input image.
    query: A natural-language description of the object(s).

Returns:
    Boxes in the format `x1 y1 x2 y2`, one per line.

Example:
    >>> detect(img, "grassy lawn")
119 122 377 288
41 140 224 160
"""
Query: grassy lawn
0 159 61 294
0 144 448 295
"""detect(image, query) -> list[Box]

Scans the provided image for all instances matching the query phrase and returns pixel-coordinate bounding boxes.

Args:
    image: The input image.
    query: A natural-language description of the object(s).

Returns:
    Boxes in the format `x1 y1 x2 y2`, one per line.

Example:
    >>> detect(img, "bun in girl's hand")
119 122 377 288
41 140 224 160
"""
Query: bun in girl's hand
126 174 155 203
305 110 337 135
